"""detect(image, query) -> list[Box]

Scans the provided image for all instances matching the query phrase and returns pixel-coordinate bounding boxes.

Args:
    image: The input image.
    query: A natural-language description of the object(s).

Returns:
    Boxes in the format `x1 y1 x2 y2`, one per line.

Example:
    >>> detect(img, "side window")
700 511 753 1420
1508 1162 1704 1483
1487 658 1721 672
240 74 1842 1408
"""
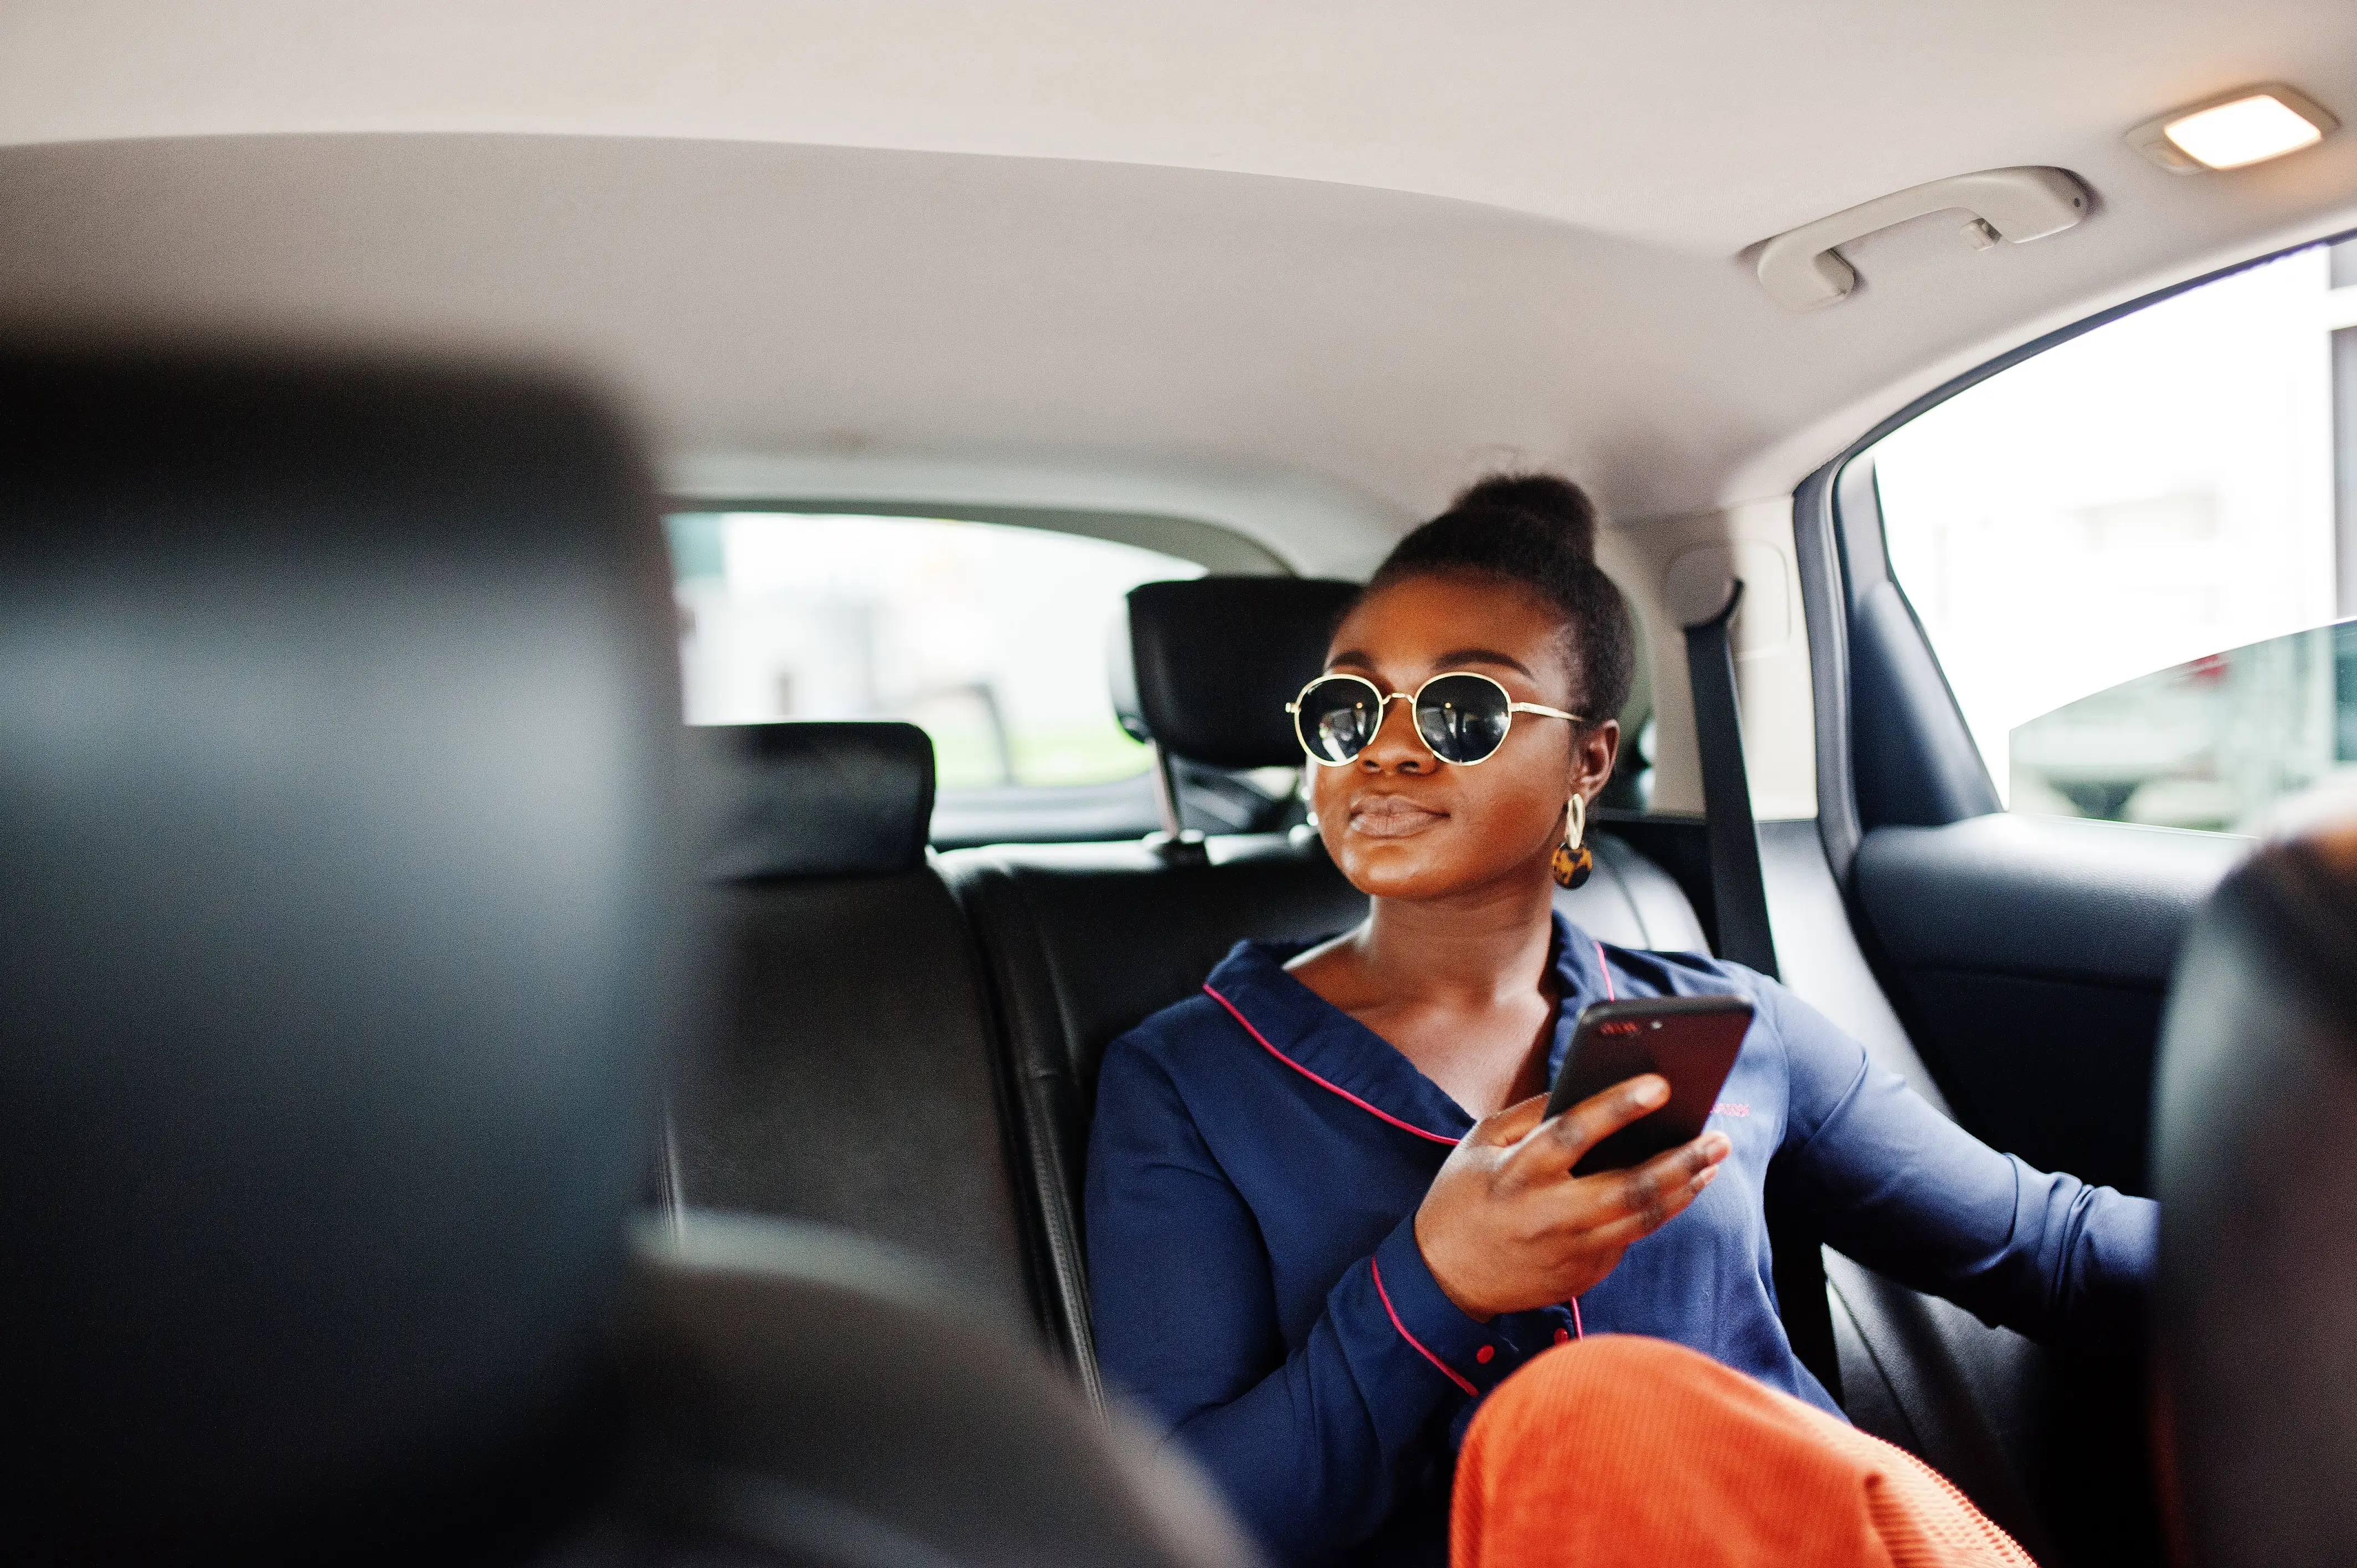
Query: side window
665 511 1204 790
1870 236 2357 832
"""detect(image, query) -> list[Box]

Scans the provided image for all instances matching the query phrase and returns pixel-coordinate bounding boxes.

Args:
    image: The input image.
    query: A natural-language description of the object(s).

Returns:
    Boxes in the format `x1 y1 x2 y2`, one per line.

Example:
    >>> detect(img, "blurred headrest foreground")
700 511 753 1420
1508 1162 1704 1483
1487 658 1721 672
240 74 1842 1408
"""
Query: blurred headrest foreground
0 344 1250 1568
2153 804 2357 1568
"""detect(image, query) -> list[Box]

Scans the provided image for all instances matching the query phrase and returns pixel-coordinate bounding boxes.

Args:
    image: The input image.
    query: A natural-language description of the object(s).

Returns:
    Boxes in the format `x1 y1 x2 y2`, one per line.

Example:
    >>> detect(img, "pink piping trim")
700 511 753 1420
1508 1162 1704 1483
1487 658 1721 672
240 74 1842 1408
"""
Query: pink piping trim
1571 1298 1586 1339
1372 1259 1479 1396
1202 984 1459 1146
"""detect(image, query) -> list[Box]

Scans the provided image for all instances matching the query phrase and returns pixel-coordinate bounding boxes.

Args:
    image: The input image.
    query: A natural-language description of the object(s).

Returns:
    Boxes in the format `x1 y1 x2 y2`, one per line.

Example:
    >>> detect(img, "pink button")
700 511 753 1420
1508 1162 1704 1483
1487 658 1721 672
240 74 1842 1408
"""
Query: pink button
1475 1345 1494 1364
1555 1327 1572 1344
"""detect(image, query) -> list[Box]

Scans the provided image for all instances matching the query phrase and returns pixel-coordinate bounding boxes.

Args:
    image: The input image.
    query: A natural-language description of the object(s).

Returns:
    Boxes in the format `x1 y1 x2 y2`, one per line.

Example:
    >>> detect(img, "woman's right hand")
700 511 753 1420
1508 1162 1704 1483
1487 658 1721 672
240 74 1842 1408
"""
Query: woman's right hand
1413 1075 1731 1322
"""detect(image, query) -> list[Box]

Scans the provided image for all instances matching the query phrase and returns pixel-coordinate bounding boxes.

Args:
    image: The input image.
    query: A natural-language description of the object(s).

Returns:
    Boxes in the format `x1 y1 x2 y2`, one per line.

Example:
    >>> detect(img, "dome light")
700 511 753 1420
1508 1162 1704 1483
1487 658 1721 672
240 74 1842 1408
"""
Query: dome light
2129 85 2338 173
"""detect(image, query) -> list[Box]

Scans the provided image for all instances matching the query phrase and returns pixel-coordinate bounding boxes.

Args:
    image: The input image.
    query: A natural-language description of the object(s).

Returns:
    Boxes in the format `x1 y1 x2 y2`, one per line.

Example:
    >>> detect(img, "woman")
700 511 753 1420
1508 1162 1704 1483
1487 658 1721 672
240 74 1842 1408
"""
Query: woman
1084 475 2154 1567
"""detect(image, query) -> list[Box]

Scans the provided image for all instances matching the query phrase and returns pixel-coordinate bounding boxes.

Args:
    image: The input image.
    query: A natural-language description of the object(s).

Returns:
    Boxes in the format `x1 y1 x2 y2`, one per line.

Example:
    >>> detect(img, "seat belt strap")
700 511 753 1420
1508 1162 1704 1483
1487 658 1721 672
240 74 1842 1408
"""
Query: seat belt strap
1686 581 1840 1399
1682 581 1779 978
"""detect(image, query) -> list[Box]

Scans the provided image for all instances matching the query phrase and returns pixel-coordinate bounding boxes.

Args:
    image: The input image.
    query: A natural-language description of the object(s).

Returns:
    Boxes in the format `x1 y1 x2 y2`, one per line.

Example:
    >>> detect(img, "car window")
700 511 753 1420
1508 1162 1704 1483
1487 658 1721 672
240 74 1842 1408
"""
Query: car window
1870 235 2357 831
2009 621 2356 831
666 511 1204 790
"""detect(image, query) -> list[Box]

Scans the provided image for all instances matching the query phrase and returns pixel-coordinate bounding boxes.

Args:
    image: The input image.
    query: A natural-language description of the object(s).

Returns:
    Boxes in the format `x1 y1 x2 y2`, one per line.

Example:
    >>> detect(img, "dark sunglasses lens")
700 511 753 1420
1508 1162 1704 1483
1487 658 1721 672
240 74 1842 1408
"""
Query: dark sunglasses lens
1414 674 1512 764
1296 678 1382 763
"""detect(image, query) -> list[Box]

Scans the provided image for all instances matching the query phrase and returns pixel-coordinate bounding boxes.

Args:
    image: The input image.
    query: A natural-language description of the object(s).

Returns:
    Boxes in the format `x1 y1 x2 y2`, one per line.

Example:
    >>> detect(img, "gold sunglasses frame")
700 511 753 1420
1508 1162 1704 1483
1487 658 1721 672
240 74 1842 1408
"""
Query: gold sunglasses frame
1285 671 1584 767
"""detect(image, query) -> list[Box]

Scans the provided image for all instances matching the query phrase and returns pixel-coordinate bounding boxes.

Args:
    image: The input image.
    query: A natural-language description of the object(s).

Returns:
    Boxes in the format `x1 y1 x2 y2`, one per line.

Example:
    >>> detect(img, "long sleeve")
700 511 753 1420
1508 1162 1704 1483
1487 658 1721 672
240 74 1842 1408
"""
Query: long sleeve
1759 978 2158 1350
1086 1037 1499 1565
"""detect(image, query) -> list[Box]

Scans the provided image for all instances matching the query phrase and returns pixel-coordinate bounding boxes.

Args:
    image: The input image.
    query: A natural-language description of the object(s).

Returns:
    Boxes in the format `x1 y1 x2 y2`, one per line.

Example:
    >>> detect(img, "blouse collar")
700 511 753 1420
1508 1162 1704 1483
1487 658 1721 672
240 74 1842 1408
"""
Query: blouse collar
1201 910 1617 1143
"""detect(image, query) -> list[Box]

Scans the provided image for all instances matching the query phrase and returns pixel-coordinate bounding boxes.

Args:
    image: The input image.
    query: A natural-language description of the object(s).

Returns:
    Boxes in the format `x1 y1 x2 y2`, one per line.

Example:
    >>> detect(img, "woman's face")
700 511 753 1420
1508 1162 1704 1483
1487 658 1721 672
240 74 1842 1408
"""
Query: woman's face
1308 572 1619 902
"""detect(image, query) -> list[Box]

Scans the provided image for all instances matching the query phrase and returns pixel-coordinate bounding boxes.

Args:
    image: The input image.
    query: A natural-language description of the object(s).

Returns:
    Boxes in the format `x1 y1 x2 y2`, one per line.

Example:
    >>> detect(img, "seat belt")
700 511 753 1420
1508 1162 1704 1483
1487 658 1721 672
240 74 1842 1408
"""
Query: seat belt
1681 580 1778 978
1684 579 1841 1399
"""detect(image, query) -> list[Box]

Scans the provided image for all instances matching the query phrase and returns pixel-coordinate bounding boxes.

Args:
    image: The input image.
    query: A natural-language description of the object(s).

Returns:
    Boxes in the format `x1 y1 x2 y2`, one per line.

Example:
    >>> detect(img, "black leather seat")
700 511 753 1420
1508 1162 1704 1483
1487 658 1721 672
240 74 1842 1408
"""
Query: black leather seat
2151 812 2357 1567
0 344 1246 1568
941 575 1707 1403
670 719 1038 1323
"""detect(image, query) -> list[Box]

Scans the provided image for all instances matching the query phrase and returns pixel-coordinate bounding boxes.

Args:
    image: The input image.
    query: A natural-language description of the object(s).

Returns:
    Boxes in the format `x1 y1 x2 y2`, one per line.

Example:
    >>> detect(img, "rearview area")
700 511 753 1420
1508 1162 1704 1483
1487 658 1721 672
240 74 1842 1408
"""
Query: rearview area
667 510 1203 790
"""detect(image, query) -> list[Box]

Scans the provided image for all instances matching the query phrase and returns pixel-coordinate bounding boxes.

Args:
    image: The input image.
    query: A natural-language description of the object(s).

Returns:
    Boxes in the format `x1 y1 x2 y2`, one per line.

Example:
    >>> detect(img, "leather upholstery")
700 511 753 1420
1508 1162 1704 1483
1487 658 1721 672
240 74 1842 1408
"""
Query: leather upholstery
1857 813 2247 1200
697 720 935 880
2152 817 2357 1567
624 1215 1253 1568
1563 831 1711 953
673 722 1035 1318
0 345 1243 1568
0 345 680 1562
942 835 1370 1402
1124 576 1362 768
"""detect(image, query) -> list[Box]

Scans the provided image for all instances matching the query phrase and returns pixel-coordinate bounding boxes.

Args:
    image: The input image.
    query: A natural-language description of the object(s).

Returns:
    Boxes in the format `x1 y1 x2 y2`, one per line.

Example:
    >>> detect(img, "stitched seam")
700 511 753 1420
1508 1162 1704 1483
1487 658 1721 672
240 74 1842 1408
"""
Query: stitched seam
1372 1258 1478 1396
971 862 1105 1411
1201 984 1459 1146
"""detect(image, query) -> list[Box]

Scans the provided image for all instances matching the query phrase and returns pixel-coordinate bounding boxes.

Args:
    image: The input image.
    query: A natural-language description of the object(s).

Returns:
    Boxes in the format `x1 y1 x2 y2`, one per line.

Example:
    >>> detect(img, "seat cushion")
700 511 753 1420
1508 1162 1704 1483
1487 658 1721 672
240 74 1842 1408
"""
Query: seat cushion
672 866 1037 1324
942 834 1367 1402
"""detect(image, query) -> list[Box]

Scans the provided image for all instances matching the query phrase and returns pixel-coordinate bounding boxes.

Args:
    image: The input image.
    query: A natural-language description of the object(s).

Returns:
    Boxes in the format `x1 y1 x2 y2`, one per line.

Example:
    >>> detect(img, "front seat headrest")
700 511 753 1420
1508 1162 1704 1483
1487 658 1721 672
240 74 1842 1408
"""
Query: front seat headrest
2152 814 2357 1567
0 344 681 1563
696 720 935 881
1121 576 1362 769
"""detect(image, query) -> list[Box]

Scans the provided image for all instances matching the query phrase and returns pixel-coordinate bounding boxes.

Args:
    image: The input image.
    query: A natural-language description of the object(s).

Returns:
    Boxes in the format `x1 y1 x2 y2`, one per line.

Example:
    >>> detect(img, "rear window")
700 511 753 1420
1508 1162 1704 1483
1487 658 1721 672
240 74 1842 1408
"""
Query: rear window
666 511 1204 790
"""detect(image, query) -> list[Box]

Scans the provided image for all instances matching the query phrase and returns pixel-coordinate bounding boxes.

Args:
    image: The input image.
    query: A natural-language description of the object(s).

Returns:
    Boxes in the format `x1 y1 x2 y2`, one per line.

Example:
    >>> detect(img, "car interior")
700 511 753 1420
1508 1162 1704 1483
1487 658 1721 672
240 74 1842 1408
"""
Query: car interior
7 7 2357 1566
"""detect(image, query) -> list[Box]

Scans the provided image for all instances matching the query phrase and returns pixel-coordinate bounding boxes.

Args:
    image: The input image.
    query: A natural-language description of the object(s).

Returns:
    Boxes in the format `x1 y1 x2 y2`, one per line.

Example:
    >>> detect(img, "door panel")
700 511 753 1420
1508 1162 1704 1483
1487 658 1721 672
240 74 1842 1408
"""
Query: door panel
1854 813 2248 1195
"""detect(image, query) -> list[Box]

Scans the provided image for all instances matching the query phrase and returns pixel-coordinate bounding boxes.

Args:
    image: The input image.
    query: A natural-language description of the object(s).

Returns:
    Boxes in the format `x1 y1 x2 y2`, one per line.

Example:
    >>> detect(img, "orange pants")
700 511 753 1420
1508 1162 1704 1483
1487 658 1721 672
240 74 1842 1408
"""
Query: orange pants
1453 1336 2035 1568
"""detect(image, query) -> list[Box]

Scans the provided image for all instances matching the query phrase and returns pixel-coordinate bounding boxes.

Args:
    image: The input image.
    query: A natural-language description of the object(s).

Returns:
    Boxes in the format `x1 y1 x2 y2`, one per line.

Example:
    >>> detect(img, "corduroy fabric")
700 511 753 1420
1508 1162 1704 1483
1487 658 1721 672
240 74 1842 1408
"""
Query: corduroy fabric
1453 1336 2036 1568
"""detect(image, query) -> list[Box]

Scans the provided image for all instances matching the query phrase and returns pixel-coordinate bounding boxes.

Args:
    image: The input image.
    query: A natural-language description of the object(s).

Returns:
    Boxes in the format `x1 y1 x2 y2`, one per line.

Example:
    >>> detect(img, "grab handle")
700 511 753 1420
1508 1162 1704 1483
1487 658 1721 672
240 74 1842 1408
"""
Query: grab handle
1756 166 2090 311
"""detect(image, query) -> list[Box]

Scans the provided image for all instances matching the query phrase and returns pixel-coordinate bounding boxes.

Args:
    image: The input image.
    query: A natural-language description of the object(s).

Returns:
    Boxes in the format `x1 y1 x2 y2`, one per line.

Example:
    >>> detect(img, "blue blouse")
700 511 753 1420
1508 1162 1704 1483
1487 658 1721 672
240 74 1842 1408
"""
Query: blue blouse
1084 915 2157 1567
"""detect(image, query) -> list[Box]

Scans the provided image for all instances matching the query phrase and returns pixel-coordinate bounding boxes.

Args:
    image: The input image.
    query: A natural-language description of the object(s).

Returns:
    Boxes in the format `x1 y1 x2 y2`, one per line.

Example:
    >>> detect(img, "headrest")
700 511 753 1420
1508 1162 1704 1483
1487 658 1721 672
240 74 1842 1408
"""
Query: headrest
696 721 935 880
2152 817 2357 1565
0 344 681 1561
1121 576 1362 769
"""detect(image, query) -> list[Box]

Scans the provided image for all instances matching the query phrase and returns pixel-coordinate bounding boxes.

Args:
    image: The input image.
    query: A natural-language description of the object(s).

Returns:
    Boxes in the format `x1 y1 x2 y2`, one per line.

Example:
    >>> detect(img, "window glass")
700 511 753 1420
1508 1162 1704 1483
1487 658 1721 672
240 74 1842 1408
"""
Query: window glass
2010 622 2356 831
667 512 1205 790
1872 238 2357 829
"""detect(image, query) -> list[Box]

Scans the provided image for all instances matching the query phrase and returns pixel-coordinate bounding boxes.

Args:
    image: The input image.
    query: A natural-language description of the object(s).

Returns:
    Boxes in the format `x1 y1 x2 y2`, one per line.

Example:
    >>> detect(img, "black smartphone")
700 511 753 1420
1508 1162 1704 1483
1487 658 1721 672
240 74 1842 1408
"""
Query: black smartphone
1542 994 1754 1175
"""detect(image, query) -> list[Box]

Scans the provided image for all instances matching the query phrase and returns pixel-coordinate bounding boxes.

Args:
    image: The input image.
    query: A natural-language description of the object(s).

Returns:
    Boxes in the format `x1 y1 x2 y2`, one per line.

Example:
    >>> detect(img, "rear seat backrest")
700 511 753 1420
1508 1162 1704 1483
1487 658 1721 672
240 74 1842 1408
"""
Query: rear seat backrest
673 720 1037 1325
942 575 1710 1401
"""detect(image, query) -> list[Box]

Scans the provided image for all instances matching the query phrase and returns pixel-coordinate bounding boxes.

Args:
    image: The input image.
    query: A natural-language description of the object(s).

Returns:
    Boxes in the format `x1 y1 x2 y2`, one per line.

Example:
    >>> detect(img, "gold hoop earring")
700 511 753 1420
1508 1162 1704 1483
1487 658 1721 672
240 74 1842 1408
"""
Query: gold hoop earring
1551 793 1593 890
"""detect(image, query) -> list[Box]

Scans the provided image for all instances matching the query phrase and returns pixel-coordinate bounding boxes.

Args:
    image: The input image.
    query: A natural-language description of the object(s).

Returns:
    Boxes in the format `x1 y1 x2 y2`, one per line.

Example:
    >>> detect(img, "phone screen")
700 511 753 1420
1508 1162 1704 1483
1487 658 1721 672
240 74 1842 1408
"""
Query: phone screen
1543 994 1754 1174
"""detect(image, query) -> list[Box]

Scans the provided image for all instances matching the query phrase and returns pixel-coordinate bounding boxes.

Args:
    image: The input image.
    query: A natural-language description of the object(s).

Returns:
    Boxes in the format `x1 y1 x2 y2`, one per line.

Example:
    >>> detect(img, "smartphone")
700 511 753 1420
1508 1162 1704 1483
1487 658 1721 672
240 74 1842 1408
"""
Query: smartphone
1542 994 1754 1175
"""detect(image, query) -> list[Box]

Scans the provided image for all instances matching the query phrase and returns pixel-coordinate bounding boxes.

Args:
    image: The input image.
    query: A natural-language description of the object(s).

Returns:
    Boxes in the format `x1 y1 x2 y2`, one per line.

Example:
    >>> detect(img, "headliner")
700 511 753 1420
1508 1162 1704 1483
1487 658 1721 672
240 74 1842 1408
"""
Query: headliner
5 2 2355 557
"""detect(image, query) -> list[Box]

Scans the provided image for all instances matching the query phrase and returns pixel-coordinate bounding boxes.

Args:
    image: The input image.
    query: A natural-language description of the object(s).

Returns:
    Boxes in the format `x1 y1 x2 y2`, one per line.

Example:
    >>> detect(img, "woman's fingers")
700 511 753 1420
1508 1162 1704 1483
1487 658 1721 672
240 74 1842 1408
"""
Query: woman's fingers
1501 1074 1669 1182
1471 1092 1553 1149
1603 1132 1735 1226
1580 1155 1725 1249
1530 1129 1730 1232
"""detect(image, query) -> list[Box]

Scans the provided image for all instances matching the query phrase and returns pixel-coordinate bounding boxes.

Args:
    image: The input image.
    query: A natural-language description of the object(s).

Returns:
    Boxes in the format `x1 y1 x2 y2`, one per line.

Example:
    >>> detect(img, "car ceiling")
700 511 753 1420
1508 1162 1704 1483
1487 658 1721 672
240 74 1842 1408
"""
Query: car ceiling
5 2 2356 565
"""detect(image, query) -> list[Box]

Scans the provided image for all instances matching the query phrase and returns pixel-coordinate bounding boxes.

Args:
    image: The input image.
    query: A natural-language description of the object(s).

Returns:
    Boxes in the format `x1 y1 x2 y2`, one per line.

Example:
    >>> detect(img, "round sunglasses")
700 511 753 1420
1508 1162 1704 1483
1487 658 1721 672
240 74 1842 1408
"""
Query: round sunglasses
1286 671 1585 767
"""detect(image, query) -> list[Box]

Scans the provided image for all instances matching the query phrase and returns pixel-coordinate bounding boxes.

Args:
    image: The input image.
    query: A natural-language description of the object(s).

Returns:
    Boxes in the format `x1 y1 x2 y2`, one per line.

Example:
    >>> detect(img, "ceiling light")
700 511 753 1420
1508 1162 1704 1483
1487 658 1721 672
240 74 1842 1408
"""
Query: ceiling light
2128 85 2338 173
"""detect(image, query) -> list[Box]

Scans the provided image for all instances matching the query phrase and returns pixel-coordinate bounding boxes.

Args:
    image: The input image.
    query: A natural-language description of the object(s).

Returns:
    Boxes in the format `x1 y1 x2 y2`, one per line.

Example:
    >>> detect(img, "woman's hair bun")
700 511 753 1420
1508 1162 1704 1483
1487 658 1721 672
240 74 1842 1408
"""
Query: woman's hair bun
1448 473 1598 564
1362 469 1633 721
